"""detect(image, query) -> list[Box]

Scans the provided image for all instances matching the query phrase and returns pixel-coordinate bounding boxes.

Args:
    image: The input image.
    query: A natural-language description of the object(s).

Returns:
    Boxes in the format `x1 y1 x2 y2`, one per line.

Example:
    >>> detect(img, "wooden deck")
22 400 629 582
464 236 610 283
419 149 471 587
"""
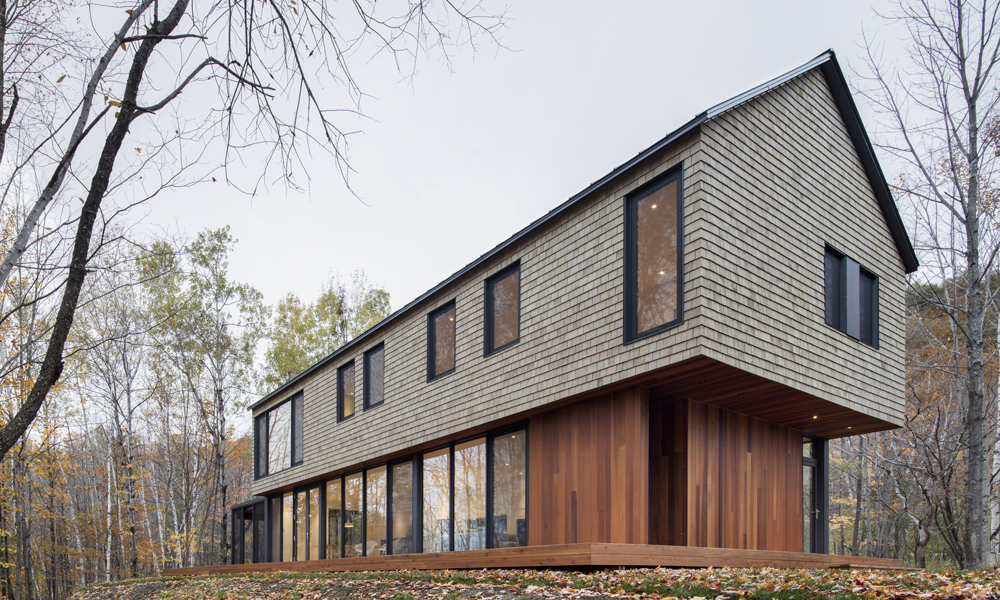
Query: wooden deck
162 543 904 576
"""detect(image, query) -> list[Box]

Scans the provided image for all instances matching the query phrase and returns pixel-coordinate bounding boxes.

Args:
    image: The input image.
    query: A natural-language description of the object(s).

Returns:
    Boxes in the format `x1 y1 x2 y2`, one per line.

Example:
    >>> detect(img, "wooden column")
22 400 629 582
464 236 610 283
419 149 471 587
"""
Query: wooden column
528 387 649 545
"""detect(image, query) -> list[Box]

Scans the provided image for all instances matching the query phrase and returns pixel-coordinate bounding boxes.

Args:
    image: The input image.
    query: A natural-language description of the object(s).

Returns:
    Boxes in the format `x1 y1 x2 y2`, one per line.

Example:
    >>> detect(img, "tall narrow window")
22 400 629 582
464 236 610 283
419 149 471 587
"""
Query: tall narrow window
485 264 520 356
803 439 818 553
824 246 879 348
326 478 342 559
391 462 414 554
295 490 307 560
338 362 356 421
282 493 293 562
308 487 320 559
254 393 303 478
270 497 281 561
625 169 683 342
344 473 363 557
268 402 292 474
454 438 487 551
366 466 387 556
492 430 527 547
422 448 451 553
428 302 456 380
292 394 304 465
255 415 267 478
364 345 385 409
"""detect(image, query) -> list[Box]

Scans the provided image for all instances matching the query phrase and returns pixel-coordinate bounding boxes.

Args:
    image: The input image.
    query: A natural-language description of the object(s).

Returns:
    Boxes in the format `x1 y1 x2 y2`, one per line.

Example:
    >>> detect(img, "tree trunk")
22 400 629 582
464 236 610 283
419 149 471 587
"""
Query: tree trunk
965 94 991 570
0 0 191 461
851 437 865 556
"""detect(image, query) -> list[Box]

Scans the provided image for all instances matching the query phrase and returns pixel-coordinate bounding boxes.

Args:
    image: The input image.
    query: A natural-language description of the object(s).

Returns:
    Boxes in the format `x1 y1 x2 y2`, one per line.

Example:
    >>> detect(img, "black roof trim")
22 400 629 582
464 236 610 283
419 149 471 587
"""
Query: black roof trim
248 113 705 412
700 49 917 274
249 50 917 412
817 52 919 274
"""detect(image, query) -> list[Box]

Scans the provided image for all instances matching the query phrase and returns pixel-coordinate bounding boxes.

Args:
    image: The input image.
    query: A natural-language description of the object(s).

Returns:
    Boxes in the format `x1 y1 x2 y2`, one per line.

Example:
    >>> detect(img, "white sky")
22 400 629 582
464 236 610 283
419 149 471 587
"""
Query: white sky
134 0 902 312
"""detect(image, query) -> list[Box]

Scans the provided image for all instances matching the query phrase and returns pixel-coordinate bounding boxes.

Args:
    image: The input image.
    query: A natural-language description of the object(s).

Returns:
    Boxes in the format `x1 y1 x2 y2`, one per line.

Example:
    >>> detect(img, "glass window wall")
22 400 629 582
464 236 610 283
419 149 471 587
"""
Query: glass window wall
282 493 293 562
344 472 363 557
492 430 527 547
326 478 342 559
366 466 387 556
295 490 307 560
422 448 451 553
454 438 486 551
391 462 414 554
309 487 320 559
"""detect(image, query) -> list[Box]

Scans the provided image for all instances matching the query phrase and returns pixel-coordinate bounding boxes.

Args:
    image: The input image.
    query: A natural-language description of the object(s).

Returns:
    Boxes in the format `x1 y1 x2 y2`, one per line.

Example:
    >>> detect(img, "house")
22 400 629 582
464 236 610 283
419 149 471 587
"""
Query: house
201 49 918 573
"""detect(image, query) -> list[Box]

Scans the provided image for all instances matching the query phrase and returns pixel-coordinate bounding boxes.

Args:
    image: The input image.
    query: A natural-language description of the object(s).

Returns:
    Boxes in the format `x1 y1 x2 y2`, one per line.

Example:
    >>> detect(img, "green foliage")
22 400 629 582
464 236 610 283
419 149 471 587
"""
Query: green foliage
259 270 390 393
140 226 268 414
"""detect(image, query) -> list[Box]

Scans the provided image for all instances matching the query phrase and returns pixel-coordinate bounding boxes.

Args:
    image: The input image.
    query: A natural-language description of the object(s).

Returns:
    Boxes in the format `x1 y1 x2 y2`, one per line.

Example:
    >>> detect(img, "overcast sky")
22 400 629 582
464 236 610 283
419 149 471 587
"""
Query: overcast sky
135 0 903 313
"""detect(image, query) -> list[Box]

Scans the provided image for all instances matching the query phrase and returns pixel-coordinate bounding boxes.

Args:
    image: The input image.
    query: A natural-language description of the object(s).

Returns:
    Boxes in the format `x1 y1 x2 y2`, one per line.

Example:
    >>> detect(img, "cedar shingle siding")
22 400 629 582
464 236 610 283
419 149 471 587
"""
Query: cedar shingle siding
252 64 905 498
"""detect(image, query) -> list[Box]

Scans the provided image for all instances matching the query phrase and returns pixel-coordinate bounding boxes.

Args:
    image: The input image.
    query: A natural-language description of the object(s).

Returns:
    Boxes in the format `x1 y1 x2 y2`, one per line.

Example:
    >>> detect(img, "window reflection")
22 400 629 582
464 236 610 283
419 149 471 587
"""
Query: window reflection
366 466 387 556
344 473 363 557
422 448 451 553
434 307 456 376
309 487 320 559
392 462 414 554
282 493 293 562
366 346 385 407
295 490 306 560
270 497 281 561
455 438 486 551
268 402 291 474
340 364 356 419
326 478 342 559
636 179 679 333
492 431 527 547
491 270 519 350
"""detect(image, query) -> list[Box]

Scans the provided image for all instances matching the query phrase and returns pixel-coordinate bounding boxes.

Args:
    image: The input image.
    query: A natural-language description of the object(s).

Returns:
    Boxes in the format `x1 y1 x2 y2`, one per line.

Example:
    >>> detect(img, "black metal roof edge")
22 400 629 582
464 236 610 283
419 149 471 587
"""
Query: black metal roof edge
705 51 836 119
816 51 919 274
248 113 706 412
703 49 917 274
249 50 920 412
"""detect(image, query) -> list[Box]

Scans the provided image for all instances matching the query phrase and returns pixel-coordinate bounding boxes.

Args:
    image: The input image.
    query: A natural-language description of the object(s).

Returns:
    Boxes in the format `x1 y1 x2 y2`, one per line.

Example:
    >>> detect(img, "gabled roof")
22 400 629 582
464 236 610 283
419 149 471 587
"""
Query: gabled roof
249 49 918 412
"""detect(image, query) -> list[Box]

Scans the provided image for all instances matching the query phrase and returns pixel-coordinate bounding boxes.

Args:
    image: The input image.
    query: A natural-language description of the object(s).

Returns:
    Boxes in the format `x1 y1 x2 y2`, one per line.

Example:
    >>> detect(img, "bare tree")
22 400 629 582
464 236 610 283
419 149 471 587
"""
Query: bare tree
0 0 507 464
858 0 1000 568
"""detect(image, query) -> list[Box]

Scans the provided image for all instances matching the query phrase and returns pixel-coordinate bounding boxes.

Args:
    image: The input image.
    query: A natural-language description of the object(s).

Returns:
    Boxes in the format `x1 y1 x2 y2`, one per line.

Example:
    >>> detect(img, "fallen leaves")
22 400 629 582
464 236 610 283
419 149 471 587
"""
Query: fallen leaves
66 566 1000 600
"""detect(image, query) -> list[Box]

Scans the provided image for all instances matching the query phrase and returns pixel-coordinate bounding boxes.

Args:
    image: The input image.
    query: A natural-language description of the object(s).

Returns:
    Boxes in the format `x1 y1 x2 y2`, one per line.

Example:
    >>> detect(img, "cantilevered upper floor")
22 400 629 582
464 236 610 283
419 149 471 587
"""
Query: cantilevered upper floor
250 49 916 498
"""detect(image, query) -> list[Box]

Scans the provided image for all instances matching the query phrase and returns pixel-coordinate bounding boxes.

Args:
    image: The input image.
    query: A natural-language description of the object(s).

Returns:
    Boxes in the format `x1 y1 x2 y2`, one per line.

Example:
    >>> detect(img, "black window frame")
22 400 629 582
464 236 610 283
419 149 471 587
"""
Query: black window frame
802 435 829 554
337 361 356 423
427 300 457 382
364 343 386 410
824 245 879 349
483 262 521 357
254 392 303 480
268 422 528 563
623 165 685 344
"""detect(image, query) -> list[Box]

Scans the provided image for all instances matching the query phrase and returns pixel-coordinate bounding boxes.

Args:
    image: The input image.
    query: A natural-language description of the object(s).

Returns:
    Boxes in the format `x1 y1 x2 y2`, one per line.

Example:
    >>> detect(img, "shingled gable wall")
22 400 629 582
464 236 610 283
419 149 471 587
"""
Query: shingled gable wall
697 68 905 428
252 65 904 497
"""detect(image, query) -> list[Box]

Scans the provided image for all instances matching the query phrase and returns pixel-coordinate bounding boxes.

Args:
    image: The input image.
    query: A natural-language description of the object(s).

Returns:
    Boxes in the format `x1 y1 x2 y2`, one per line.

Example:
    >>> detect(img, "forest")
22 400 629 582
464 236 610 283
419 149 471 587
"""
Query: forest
0 224 391 599
0 0 999 598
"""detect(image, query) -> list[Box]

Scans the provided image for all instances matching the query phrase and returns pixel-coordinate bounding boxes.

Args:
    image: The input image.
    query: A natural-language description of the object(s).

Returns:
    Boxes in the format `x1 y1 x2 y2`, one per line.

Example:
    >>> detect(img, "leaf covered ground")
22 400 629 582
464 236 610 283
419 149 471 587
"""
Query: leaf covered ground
68 567 1000 600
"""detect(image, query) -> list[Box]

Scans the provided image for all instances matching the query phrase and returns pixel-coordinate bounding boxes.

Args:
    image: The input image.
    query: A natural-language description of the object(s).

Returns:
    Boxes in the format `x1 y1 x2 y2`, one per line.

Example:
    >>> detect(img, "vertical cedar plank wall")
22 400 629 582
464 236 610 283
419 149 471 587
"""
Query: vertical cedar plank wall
649 400 687 546
683 400 803 552
528 387 649 545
